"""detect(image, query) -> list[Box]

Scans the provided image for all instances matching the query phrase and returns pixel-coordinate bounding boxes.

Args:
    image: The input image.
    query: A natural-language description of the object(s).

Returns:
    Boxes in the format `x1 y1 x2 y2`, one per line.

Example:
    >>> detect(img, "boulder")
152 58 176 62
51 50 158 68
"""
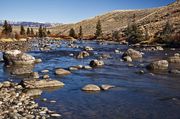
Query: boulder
100 85 115 90
147 60 169 70
25 89 43 97
20 79 64 89
3 50 35 65
122 48 142 59
89 60 104 67
55 68 71 75
77 51 89 59
169 70 180 74
123 56 132 62
82 84 101 91
168 54 180 63
6 65 34 75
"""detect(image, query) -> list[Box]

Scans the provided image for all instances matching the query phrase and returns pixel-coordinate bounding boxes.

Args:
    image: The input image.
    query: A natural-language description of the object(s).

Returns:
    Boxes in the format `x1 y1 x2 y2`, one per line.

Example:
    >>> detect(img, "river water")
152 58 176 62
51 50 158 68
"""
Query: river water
0 40 180 119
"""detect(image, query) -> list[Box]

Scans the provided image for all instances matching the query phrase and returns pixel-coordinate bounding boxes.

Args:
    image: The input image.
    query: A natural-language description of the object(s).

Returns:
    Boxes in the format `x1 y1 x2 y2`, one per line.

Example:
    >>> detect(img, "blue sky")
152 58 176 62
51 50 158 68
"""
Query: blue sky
0 0 175 23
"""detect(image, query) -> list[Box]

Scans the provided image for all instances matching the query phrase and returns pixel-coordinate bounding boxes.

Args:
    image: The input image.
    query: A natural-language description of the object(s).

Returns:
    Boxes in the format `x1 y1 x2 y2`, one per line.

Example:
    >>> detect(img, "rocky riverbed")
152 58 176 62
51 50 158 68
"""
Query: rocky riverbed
0 39 180 119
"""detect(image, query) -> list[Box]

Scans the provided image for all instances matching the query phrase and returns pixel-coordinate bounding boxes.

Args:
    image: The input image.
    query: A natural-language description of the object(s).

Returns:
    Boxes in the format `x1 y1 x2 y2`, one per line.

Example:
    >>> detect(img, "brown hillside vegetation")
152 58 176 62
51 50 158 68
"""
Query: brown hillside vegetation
52 1 180 38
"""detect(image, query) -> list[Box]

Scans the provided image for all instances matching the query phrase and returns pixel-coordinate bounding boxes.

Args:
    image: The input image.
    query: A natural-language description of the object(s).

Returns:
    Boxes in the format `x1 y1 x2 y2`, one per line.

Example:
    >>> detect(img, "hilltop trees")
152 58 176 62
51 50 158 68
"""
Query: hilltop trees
27 27 30 36
78 26 83 39
95 20 103 38
30 28 34 36
124 14 144 44
20 25 26 36
1 20 12 37
69 28 76 38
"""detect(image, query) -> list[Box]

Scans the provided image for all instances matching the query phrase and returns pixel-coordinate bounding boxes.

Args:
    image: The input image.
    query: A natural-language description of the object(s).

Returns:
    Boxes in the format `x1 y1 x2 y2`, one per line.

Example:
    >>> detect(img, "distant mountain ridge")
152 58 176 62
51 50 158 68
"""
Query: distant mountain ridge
0 20 62 27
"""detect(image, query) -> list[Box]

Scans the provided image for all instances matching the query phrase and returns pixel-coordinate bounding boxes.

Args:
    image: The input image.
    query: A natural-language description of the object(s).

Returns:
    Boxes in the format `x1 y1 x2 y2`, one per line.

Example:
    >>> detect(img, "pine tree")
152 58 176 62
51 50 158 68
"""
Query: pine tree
20 25 26 35
2 20 12 36
38 25 44 37
30 28 34 36
47 30 51 35
27 27 30 36
124 14 144 44
112 31 120 41
78 26 83 39
95 20 103 38
69 28 76 38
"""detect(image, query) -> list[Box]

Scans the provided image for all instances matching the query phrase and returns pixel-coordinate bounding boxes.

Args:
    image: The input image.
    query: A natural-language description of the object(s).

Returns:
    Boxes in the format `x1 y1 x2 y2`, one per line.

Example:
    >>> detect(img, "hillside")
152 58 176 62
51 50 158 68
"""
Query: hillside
52 1 180 37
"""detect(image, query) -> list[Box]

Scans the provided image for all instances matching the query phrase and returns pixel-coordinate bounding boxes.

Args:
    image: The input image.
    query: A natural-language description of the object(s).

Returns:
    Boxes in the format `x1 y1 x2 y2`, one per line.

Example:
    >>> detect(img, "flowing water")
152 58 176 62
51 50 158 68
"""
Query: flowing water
0 40 180 119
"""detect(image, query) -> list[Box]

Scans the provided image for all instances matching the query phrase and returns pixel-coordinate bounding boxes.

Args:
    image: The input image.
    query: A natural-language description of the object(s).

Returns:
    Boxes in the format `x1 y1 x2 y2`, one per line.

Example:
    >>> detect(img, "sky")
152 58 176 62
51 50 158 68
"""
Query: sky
0 0 176 23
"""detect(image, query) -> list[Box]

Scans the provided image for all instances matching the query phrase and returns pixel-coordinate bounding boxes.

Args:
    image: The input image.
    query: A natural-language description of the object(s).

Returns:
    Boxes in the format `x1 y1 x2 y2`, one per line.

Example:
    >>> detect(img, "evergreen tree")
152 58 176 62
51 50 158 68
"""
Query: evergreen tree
27 27 30 36
20 25 26 35
30 28 34 36
47 30 51 35
38 25 44 37
112 31 120 41
42 27 47 37
69 28 76 38
2 20 12 36
95 20 103 38
124 14 144 44
78 26 83 39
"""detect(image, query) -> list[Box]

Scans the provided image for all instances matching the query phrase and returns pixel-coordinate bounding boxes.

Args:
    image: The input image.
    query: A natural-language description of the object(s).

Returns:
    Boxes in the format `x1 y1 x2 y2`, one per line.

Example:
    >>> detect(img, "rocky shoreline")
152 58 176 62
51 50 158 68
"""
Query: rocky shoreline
0 81 61 119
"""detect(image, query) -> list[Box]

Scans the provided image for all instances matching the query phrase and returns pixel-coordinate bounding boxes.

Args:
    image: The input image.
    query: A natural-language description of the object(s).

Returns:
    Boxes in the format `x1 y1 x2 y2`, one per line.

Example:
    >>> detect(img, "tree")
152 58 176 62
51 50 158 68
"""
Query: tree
69 28 76 38
20 25 26 35
47 30 51 35
30 28 34 36
38 25 44 37
124 14 144 44
78 26 83 39
95 20 103 38
27 27 30 36
2 20 12 36
112 31 120 41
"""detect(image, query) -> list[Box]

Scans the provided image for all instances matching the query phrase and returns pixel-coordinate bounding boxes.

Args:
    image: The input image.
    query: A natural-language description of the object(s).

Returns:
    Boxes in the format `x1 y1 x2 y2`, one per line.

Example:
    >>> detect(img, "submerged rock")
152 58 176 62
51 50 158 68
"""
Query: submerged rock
25 89 43 97
122 48 142 59
77 51 90 59
100 85 115 90
55 68 71 75
3 50 35 65
82 84 101 91
147 60 169 70
89 59 104 67
20 79 65 89
84 46 93 51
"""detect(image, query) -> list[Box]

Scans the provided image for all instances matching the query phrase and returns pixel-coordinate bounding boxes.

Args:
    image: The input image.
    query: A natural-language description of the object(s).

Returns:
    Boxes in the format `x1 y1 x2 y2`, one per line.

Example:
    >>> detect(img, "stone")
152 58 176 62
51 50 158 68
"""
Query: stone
31 72 40 79
82 84 101 91
77 51 90 59
123 56 132 62
2 81 11 87
41 70 49 73
43 75 50 79
3 50 35 65
122 48 142 59
25 89 43 97
83 65 92 70
89 60 104 67
50 113 61 117
147 60 169 70
20 79 65 89
168 55 180 63
84 46 93 51
35 58 42 63
55 68 71 75
156 46 164 51
100 85 115 90
6 65 34 75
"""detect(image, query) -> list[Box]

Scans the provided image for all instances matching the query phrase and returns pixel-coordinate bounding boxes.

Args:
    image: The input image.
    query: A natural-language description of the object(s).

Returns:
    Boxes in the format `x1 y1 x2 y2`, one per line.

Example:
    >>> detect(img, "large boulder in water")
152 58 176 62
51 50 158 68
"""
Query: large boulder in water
122 48 142 59
77 51 90 59
3 50 35 65
147 60 169 70
20 79 65 89
82 84 101 91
